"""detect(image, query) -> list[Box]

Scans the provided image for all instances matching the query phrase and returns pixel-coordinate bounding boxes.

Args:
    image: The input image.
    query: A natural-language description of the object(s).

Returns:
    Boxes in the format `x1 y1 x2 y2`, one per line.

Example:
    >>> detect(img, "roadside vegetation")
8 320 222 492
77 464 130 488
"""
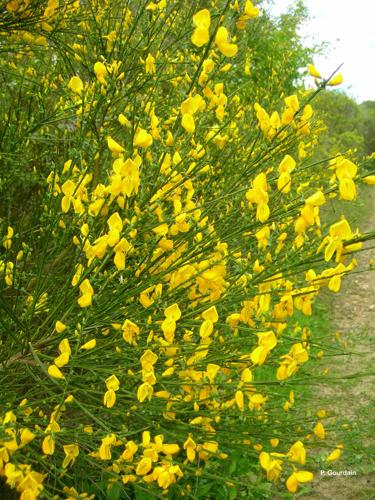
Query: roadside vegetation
0 1 374 498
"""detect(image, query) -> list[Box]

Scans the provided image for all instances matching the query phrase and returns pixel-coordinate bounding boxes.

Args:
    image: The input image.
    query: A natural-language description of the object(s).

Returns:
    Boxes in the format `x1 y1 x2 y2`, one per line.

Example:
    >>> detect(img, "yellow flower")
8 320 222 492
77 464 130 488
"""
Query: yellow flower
181 113 195 133
121 440 138 461
54 352 69 368
118 113 131 127
363 175 375 185
105 374 120 391
286 470 314 493
288 441 306 465
278 155 296 174
244 0 259 18
336 158 357 180
61 180 75 213
48 364 65 379
259 451 283 482
327 73 343 86
59 338 71 355
42 435 55 455
68 75 83 94
164 303 182 321
55 320 67 333
20 428 36 447
98 434 116 460
136 456 152 475
191 9 211 47
94 61 108 84
199 319 213 339
122 319 140 345
145 53 156 74
339 178 356 200
235 390 244 411
137 382 153 402
78 279 94 308
306 190 326 206
133 128 153 148
202 305 218 323
183 434 197 462
62 444 79 468
206 363 220 383
313 421 326 439
153 223 169 236
104 389 116 408
326 447 342 462
307 64 321 78
215 27 238 57
3 226 13 250
162 443 180 455
107 136 125 155
81 339 96 350
162 317 176 343
140 349 158 369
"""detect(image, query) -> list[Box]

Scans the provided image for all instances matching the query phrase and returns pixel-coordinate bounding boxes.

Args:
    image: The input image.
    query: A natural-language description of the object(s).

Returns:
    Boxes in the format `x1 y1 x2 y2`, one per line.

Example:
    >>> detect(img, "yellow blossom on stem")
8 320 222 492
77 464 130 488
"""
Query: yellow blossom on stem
48 365 65 379
327 73 343 86
81 339 96 350
191 9 211 47
286 470 314 493
215 27 238 57
62 444 79 468
68 75 83 94
307 64 322 78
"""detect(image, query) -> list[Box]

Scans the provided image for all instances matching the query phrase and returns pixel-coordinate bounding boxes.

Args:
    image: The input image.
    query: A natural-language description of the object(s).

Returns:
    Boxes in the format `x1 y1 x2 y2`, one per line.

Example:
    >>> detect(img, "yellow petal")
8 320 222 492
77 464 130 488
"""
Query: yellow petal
306 190 326 206
327 73 343 86
202 305 218 323
313 421 325 439
217 41 238 58
94 61 108 83
295 470 314 483
259 451 270 470
114 250 125 270
235 390 244 410
193 9 211 29
164 303 182 321
42 435 55 455
107 136 124 154
48 364 64 379
326 448 342 462
286 473 298 493
339 179 356 200
55 321 67 333
307 64 321 78
68 75 83 94
104 389 116 408
59 338 71 355
133 129 153 148
181 113 195 133
54 352 70 368
162 443 180 455
136 456 152 475
191 27 209 47
78 293 93 308
363 175 375 185
81 339 96 350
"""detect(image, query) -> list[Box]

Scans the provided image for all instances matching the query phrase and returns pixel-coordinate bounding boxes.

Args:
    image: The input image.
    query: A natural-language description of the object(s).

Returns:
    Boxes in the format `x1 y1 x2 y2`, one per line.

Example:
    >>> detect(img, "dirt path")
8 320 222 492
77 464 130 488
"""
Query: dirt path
305 187 375 499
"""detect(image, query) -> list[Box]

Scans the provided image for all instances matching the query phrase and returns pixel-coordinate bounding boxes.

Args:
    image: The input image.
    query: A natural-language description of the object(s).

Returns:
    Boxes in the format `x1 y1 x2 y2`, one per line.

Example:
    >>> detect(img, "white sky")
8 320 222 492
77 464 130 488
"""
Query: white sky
265 0 375 103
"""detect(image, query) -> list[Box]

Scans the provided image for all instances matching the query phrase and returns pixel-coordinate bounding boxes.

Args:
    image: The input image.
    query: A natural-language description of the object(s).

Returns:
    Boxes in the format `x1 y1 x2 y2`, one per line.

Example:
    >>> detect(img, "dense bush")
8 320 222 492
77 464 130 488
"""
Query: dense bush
1 1 375 498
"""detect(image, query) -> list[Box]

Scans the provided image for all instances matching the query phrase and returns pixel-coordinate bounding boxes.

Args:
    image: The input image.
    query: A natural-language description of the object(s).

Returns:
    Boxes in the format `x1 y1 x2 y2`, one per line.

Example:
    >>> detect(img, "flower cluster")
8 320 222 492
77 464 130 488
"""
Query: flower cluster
0 0 373 498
